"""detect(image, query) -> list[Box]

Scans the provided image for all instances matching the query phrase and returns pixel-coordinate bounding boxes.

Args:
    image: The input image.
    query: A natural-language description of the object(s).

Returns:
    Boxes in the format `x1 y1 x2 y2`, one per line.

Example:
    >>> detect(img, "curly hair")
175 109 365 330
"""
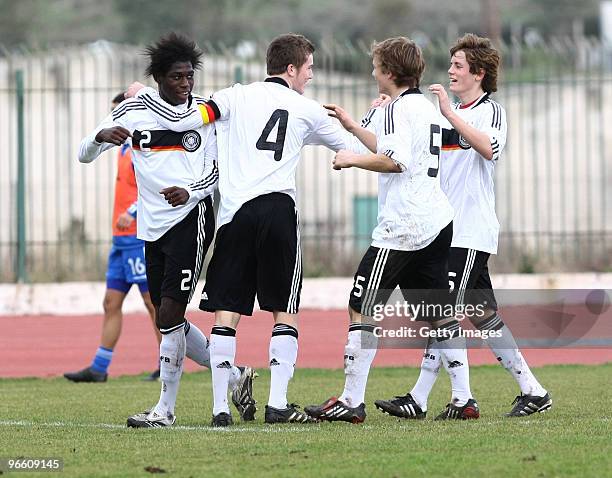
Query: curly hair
266 33 315 75
450 33 500 93
144 32 203 80
371 37 425 88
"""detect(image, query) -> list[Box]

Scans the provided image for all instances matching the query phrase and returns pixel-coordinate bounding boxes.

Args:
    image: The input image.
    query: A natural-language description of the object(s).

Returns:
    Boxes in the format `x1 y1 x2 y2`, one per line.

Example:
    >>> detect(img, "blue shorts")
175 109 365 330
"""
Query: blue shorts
106 243 149 294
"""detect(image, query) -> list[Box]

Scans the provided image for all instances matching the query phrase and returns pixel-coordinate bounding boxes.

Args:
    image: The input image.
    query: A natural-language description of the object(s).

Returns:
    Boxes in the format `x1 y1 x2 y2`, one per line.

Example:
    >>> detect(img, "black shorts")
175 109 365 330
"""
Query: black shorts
349 221 453 316
200 192 301 316
448 247 497 310
145 196 215 306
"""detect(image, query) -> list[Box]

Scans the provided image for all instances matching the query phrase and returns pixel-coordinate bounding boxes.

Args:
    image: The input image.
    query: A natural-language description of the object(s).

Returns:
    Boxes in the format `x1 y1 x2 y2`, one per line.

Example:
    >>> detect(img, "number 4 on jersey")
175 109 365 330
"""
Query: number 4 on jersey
256 109 288 161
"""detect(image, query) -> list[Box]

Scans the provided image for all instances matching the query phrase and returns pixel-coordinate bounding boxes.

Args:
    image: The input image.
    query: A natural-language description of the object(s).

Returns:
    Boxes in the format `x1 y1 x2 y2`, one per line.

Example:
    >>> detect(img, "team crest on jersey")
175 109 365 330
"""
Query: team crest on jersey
181 131 201 152
458 135 471 149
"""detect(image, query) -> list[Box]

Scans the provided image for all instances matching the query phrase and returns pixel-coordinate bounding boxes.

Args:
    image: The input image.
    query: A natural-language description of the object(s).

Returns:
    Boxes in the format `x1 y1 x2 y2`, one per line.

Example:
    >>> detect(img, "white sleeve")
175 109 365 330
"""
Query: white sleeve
344 134 370 155
78 112 122 163
134 86 222 131
210 86 234 120
185 126 218 202
343 108 380 155
304 106 349 151
375 101 410 171
480 102 507 161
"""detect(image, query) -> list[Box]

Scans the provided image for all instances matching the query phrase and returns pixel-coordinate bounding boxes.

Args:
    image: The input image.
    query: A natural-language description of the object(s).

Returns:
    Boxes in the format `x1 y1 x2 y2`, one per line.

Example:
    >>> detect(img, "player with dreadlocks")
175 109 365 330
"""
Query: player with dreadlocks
78 32 256 428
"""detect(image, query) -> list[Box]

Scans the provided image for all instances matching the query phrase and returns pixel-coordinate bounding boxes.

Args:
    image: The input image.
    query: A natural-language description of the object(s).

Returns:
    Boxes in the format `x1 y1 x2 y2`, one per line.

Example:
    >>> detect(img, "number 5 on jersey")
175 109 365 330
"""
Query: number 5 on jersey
256 109 288 161
352 275 366 298
428 124 441 177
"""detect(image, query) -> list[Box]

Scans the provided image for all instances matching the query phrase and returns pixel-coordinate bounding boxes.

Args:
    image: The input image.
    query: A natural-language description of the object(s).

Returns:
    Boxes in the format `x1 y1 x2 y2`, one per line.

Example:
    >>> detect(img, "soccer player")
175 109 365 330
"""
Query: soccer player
126 33 351 426
304 37 477 423
407 33 551 417
64 93 161 384
78 33 255 428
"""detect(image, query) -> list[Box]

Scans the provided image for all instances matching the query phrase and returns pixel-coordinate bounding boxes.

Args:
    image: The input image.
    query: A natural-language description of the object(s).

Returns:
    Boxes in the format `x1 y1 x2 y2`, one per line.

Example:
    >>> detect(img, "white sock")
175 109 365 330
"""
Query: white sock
339 325 378 408
268 324 298 409
184 321 241 387
154 375 182 417
478 314 547 397
209 326 236 416
437 321 472 407
409 340 441 412
154 324 186 417
184 320 210 368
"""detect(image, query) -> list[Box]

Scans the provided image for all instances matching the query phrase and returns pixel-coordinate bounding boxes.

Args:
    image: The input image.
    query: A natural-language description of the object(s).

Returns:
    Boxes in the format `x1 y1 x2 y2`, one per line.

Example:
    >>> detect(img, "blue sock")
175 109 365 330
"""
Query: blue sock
91 346 113 374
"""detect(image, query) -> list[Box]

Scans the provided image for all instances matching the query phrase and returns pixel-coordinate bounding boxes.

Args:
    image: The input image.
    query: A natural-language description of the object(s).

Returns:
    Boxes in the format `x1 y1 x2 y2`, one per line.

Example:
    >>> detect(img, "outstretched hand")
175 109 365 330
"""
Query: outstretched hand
160 186 189 207
324 104 358 133
95 126 131 145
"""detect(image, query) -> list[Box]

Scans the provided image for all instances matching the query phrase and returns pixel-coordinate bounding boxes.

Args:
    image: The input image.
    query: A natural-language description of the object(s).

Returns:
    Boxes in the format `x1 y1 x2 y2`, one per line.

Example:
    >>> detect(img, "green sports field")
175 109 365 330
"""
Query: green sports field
2 364 611 477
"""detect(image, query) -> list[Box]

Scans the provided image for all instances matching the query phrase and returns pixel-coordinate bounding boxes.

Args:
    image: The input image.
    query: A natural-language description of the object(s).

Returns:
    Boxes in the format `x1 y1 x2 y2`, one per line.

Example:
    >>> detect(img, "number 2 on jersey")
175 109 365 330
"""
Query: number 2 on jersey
256 109 288 161
428 124 441 177
139 130 152 152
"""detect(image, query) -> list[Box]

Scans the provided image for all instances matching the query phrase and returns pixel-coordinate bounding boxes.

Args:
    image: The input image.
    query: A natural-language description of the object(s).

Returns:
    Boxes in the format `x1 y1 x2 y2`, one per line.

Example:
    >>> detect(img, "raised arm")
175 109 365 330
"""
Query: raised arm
430 84 505 161
324 103 377 153
78 113 130 163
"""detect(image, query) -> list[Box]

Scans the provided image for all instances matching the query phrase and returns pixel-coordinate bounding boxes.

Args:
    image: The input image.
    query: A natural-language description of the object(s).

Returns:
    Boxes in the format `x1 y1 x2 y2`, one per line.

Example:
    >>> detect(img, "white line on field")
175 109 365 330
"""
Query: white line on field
0 420 356 433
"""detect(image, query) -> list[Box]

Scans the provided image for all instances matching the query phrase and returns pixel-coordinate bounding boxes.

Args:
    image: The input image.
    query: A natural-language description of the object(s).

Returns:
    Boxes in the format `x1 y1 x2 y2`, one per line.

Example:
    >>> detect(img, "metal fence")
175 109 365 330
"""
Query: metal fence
1 37 611 282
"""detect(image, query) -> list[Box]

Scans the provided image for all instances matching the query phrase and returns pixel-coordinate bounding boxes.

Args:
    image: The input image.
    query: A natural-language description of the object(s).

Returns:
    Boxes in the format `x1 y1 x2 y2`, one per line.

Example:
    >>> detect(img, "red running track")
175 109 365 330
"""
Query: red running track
1 309 611 378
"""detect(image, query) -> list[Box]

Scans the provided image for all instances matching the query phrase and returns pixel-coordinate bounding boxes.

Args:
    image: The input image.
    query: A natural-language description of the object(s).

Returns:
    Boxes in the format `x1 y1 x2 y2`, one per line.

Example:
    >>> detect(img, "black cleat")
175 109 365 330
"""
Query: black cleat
304 397 366 423
127 408 152 422
211 412 233 427
127 410 175 428
374 393 426 419
506 393 553 417
435 398 480 420
264 404 319 424
231 366 257 421
142 368 160 382
63 366 107 383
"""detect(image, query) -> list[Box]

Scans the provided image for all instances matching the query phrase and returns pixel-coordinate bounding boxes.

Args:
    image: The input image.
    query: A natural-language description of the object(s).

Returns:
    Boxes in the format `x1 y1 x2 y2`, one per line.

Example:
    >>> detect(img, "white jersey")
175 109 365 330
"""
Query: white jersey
440 93 507 254
353 89 454 251
135 79 349 228
78 94 218 241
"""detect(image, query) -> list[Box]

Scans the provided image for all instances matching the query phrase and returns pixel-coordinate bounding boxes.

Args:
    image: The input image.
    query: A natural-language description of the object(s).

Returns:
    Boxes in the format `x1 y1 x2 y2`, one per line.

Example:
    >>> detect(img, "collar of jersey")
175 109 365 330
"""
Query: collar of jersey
459 92 489 109
265 77 290 88
399 87 421 97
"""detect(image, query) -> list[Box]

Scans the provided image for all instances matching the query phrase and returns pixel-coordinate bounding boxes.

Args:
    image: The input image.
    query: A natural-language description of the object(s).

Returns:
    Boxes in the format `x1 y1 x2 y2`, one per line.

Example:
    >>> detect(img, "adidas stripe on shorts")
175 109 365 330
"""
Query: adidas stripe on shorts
448 247 497 310
145 196 214 305
200 192 302 316
349 222 453 316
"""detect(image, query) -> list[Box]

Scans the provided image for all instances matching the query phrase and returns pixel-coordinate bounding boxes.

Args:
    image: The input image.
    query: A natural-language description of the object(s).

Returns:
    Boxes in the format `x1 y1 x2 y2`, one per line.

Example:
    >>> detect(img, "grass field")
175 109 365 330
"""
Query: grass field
2 364 611 477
